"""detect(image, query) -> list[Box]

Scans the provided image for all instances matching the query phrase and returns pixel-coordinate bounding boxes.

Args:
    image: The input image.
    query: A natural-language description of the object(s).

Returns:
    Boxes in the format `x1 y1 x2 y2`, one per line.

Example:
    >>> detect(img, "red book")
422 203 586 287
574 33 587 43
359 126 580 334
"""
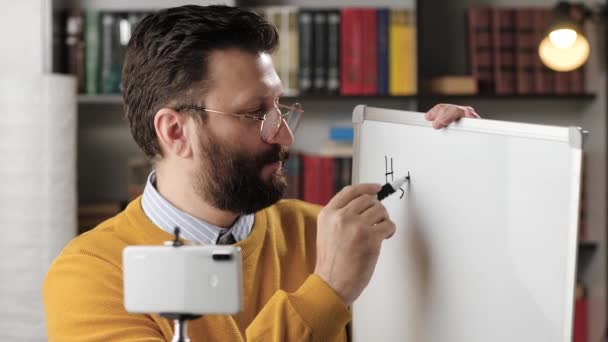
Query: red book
467 7 494 93
340 8 364 95
515 8 534 94
554 71 569 94
360 9 377 95
302 155 318 204
573 284 588 342
320 157 335 205
569 68 586 94
493 8 517 94
531 8 556 94
302 155 335 205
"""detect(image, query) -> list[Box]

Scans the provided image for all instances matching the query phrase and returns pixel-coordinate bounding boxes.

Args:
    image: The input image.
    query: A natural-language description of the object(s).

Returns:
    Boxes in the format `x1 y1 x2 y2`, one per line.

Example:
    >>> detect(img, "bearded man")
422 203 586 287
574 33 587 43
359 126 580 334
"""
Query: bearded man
43 5 480 341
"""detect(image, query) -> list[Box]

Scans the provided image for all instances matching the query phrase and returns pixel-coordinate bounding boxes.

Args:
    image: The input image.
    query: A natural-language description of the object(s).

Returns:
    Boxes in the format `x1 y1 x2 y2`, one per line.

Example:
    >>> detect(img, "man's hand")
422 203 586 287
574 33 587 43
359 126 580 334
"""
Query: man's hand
314 184 396 307
425 103 480 129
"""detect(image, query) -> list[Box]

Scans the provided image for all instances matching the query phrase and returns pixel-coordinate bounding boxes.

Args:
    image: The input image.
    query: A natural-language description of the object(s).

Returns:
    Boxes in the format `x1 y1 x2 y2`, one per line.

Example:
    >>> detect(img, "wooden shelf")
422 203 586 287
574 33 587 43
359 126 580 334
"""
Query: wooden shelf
284 94 417 100
79 93 596 105
78 94 418 105
420 93 597 100
78 94 123 104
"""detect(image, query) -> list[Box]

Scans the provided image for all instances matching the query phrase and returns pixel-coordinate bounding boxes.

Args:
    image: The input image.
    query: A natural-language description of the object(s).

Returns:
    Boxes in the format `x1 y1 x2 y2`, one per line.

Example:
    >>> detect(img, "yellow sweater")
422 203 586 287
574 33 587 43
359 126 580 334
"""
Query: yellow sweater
43 198 350 341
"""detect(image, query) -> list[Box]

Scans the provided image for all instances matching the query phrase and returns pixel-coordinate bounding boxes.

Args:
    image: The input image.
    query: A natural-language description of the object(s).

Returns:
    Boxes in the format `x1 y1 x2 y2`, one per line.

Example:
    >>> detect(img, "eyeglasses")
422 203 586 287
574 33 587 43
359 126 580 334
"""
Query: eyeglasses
175 102 304 143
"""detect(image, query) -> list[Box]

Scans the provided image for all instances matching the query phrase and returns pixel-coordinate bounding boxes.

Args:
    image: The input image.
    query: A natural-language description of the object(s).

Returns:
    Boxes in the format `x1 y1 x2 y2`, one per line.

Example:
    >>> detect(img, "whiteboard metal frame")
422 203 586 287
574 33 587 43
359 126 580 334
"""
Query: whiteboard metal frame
352 104 583 342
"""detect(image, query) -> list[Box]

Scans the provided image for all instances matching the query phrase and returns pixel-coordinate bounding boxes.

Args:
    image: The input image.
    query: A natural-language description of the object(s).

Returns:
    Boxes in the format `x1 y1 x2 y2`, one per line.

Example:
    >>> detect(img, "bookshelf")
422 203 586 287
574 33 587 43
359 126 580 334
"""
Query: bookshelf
50 0 605 340
418 1 605 342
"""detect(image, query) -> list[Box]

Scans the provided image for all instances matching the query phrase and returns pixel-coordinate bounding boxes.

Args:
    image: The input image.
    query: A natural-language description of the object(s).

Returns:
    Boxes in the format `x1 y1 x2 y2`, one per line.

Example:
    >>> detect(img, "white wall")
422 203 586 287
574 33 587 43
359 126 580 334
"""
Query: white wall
0 1 77 341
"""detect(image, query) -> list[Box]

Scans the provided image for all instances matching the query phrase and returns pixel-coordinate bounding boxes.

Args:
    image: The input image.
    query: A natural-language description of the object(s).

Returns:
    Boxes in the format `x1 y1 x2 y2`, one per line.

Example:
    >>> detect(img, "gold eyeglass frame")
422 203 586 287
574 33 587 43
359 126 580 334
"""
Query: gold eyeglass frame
176 102 304 143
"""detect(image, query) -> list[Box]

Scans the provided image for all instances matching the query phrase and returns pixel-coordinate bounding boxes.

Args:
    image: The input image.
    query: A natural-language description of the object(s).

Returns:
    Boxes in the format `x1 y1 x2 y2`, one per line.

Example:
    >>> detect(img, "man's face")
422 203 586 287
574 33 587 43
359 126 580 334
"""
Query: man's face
191 48 293 214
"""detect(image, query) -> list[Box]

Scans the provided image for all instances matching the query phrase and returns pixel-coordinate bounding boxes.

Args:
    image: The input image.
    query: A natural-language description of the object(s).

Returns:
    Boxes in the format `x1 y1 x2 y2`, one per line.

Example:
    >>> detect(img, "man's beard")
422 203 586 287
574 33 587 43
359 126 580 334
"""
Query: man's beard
194 136 289 214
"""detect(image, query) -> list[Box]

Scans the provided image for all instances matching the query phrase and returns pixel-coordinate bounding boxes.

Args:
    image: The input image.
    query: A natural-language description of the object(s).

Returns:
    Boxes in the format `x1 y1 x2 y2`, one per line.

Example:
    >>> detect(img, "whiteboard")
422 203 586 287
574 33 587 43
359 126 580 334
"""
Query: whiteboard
351 105 582 342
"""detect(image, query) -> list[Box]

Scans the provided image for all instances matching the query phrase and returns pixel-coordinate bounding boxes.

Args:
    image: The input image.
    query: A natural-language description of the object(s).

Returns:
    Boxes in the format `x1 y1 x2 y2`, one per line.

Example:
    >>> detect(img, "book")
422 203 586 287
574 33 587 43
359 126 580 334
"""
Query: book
515 8 534 95
85 10 101 95
389 9 416 95
360 9 377 95
493 8 516 94
467 7 494 93
326 10 341 94
340 8 363 95
65 9 85 93
286 8 300 95
376 8 390 95
536 8 555 94
100 12 121 94
313 10 328 93
573 283 588 342
284 151 301 199
298 10 314 93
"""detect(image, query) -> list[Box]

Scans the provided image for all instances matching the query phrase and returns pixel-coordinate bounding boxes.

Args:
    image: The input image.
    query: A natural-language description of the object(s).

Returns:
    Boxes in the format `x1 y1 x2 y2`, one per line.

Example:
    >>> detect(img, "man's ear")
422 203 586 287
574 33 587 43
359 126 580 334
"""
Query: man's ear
154 108 194 159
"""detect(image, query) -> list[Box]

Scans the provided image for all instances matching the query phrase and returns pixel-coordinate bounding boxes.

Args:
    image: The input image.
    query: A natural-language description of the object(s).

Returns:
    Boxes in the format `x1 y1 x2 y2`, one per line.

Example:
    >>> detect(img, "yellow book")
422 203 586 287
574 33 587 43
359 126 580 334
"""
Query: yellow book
286 7 299 95
389 9 417 95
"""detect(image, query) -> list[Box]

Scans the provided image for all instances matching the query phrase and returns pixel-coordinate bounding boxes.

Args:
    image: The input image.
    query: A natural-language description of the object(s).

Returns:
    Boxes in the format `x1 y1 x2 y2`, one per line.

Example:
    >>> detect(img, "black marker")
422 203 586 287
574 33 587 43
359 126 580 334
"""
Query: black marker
377 172 410 201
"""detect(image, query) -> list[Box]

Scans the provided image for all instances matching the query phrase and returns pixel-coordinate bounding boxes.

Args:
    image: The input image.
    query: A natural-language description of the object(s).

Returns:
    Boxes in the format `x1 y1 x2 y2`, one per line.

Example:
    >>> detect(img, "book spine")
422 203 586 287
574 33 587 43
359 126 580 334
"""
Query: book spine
540 8 555 94
515 8 534 95
376 8 390 95
101 12 116 94
389 9 416 95
531 8 543 94
326 10 341 95
321 156 335 205
85 10 101 95
284 152 301 199
66 9 85 93
573 283 588 342
285 7 300 96
467 7 494 93
265 7 283 90
361 9 377 95
313 10 328 94
493 8 516 94
570 67 586 94
340 8 363 95
298 10 314 94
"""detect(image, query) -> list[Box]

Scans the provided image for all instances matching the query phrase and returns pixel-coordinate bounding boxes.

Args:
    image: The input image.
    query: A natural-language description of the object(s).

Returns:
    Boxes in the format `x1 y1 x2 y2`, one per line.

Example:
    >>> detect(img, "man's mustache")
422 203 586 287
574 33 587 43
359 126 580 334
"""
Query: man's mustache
258 145 290 166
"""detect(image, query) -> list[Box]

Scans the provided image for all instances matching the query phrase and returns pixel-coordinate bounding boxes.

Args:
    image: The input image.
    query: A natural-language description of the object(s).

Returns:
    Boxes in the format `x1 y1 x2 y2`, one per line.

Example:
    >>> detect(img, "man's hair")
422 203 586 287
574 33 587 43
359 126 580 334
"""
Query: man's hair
122 5 279 158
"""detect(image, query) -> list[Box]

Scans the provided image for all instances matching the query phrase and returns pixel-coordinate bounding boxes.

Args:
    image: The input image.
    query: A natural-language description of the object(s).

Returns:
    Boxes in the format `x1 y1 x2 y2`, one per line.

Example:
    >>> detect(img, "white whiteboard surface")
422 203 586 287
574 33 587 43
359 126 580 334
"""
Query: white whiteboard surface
351 105 582 342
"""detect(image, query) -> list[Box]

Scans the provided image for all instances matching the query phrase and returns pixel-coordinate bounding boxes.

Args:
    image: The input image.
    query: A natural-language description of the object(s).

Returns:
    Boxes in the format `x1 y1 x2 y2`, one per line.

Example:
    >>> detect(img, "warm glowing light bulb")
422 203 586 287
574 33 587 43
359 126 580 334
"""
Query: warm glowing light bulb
539 27 590 71
549 29 578 48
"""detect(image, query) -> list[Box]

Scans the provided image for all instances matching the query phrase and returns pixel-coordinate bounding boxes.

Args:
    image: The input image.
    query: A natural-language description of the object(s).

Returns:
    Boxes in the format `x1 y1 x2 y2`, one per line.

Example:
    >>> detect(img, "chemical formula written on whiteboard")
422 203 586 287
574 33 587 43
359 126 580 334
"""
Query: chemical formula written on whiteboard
385 156 405 199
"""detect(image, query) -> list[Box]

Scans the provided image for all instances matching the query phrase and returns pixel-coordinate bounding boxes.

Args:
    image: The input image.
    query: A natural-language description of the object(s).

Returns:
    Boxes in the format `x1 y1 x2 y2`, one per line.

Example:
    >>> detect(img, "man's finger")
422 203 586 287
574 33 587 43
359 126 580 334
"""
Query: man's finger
424 104 443 121
361 203 389 225
371 219 396 240
343 194 378 215
327 183 382 209
464 106 480 118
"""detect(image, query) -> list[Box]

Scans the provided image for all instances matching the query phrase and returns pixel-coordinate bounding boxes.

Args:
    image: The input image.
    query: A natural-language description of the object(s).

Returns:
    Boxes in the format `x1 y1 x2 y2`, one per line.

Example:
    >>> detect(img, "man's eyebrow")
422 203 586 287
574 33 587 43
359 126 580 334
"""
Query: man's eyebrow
231 88 284 110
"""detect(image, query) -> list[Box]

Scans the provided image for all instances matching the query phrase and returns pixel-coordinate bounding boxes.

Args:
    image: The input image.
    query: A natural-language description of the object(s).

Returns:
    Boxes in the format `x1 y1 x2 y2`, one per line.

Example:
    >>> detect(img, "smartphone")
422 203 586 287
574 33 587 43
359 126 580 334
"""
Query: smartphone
123 245 242 315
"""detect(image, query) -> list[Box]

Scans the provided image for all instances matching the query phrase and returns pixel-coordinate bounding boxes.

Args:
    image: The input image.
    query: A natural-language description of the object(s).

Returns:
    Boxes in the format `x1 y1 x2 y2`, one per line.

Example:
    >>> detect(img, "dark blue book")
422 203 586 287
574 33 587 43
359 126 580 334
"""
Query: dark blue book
376 8 390 95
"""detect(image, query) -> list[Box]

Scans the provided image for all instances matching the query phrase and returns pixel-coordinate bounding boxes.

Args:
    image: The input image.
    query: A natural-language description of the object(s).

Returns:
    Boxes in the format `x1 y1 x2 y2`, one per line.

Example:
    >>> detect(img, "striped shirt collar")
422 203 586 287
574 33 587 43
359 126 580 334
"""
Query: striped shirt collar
141 171 254 245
